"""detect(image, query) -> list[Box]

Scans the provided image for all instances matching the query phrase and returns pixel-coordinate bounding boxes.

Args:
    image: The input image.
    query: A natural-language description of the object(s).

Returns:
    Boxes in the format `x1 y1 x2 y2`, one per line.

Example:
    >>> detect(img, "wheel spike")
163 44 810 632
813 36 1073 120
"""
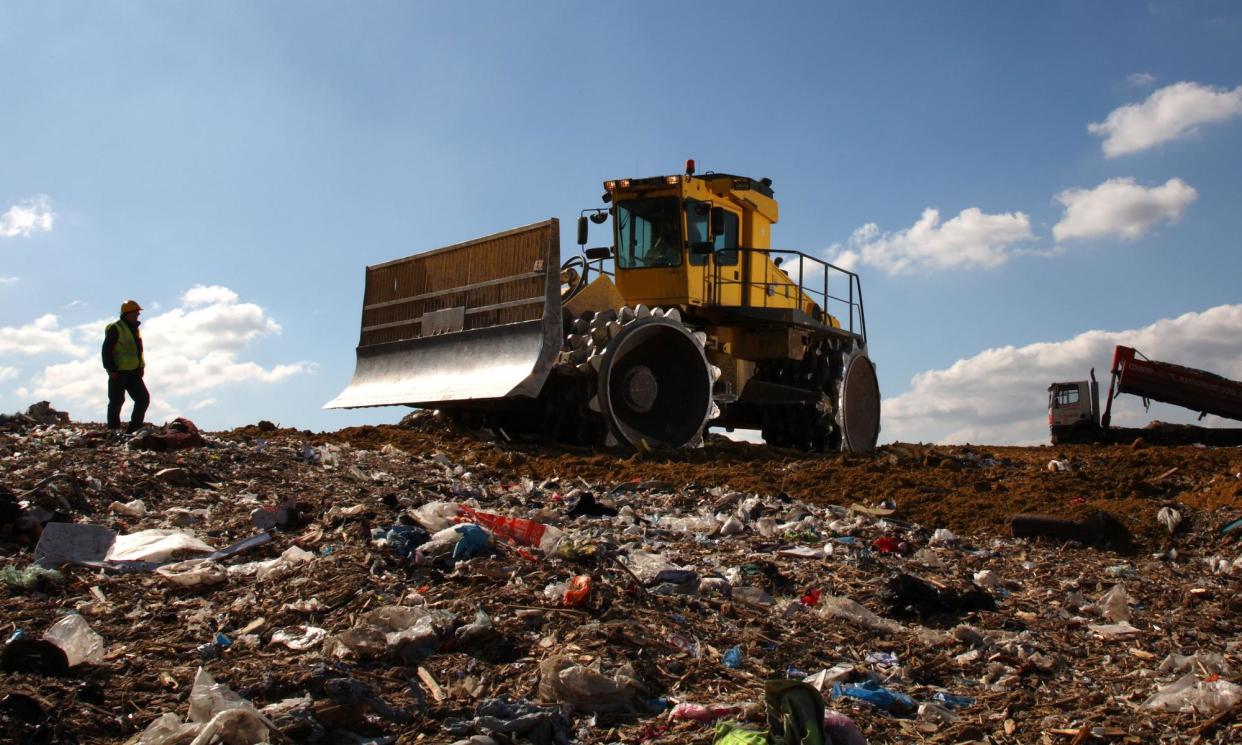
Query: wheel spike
652 307 665 318
589 355 604 372
708 402 721 419
607 320 622 338
635 304 651 319
709 364 722 382
588 395 601 413
692 331 707 347
664 308 681 323
618 306 636 324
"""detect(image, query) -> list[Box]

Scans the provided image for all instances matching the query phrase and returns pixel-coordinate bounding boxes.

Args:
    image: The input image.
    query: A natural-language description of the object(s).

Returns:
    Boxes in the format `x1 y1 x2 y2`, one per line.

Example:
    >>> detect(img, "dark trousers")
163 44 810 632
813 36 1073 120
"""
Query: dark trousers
107 370 150 431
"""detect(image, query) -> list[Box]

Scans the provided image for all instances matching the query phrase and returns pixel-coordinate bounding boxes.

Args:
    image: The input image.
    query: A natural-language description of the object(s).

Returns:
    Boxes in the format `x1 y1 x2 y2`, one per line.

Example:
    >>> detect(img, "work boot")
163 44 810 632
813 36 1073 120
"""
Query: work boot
125 422 147 434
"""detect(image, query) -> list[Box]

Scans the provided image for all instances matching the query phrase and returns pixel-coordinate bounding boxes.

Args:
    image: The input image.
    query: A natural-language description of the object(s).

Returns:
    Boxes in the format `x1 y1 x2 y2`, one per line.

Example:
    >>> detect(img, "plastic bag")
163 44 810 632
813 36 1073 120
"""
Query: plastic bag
624 551 697 586
43 613 104 667
562 575 591 607
106 529 215 563
270 626 327 651
1091 583 1131 623
156 559 227 588
819 595 902 634
1156 506 1181 534
411 501 462 532
109 499 147 518
538 655 645 713
458 505 563 553
1157 652 1232 677
1141 673 1242 716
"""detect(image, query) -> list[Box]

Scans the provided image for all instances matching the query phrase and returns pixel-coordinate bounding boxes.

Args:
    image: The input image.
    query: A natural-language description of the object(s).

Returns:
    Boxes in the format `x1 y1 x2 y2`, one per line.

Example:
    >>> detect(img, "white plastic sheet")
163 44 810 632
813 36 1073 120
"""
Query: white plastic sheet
106 529 216 563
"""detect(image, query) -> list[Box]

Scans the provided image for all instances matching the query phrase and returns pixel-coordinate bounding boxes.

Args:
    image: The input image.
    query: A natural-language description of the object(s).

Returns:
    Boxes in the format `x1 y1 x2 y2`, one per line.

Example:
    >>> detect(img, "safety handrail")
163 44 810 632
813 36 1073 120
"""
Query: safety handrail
706 247 866 343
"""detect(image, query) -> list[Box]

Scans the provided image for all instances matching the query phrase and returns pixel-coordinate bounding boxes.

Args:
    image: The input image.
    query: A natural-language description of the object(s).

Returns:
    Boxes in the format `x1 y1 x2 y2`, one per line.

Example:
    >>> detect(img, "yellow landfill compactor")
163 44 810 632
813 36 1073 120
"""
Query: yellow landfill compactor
326 162 880 452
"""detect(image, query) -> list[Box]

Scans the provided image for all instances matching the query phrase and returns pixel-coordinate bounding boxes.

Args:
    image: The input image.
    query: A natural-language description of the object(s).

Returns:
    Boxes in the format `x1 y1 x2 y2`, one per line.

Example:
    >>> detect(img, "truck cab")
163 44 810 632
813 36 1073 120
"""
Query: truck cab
600 164 828 321
1048 374 1100 443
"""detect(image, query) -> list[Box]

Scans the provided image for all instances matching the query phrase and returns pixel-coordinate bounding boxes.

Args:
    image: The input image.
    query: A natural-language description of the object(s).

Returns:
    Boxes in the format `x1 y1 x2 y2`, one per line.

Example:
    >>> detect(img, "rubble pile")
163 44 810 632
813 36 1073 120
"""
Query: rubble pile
1 413 1240 744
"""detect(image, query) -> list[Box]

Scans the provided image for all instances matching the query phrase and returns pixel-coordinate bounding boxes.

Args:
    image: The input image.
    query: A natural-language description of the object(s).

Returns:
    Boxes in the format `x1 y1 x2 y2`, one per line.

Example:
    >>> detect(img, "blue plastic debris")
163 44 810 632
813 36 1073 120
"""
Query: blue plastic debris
832 680 916 713
370 525 430 558
452 524 491 560
722 645 744 669
932 691 975 709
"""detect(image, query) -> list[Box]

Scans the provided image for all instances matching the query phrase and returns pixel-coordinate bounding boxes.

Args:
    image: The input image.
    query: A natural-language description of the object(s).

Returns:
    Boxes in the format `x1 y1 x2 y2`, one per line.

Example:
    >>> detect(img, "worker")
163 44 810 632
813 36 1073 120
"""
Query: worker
101 299 150 433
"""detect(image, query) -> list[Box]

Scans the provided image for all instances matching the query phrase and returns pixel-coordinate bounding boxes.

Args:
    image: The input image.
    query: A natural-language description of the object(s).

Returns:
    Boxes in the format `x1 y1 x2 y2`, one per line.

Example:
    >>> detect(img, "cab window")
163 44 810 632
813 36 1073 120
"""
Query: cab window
616 198 682 268
1054 387 1079 407
686 200 740 266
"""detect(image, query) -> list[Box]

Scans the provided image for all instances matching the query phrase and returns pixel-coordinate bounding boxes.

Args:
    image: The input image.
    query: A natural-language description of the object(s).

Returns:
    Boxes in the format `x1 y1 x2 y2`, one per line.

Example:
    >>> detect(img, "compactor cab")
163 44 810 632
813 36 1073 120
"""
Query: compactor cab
329 162 881 453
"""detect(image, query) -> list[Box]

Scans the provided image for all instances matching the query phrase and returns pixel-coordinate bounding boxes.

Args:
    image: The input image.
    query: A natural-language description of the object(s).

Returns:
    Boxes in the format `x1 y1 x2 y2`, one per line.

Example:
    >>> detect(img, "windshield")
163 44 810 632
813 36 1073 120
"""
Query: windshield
616 197 682 268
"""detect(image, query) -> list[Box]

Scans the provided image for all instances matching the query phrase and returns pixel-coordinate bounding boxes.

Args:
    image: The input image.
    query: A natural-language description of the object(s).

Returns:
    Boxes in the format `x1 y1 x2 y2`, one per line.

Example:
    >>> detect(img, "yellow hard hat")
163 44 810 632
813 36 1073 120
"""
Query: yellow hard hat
120 300 143 314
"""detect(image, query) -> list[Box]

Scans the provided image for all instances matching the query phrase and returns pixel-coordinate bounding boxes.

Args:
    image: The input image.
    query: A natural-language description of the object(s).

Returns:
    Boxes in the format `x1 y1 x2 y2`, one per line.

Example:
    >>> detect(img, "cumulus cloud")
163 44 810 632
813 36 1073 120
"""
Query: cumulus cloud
0 366 17 383
1052 177 1197 242
1126 72 1157 87
827 207 1034 275
1 195 55 238
13 286 313 423
1089 81 1242 156
0 314 85 357
883 304 1242 445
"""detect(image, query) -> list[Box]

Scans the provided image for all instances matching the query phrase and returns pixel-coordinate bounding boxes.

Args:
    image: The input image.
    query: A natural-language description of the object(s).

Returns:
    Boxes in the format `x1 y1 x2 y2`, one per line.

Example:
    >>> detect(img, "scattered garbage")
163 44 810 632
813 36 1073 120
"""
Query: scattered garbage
1141 673 1242 716
1156 506 1182 535
537 655 647 714
832 679 916 715
1 413 1239 742
42 613 104 667
129 417 208 452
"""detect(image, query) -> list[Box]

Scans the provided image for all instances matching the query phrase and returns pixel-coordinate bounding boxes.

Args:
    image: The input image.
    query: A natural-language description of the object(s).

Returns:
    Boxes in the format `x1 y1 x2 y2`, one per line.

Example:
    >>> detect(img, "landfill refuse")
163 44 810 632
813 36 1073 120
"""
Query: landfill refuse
42 613 104 667
1 415 1240 743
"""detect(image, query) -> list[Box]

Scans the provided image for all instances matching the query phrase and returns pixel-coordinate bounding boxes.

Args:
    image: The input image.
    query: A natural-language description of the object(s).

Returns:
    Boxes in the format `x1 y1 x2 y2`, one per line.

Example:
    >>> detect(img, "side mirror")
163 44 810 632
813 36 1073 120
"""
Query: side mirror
710 206 725 238
576 216 589 246
585 246 612 260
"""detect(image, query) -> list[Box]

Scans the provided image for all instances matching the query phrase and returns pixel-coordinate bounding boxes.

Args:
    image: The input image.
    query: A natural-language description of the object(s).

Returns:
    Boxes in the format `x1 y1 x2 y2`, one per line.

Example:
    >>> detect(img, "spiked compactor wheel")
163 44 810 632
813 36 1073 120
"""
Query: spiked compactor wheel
561 305 719 449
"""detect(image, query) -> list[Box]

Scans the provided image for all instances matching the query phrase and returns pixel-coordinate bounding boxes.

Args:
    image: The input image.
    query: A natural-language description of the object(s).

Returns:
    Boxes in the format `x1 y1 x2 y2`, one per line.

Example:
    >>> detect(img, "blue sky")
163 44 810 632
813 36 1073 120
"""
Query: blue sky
2 2 1240 443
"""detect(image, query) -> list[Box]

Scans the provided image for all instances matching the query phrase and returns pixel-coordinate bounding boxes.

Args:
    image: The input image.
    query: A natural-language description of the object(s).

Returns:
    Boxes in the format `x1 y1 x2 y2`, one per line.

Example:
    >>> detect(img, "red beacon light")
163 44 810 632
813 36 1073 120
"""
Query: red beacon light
685 159 695 176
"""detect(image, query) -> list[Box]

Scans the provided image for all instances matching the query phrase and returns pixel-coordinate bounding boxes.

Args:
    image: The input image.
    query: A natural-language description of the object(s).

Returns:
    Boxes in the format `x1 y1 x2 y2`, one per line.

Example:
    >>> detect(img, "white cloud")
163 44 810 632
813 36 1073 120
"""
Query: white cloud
0 314 85 357
883 304 1242 445
1 195 55 238
182 285 240 307
0 276 18 285
1126 72 1157 87
1089 81 1242 156
15 286 313 424
1052 177 1197 242
827 207 1034 275
0 366 17 384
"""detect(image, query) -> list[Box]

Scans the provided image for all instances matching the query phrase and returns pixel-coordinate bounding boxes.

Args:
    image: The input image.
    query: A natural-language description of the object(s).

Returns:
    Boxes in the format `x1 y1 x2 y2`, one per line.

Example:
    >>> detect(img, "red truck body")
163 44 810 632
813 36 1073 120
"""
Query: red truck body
1107 345 1242 423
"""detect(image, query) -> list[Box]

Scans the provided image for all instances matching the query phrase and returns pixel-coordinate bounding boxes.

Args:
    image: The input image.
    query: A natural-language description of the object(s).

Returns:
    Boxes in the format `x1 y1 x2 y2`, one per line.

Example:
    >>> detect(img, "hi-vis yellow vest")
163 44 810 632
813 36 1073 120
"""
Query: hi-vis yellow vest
109 320 143 371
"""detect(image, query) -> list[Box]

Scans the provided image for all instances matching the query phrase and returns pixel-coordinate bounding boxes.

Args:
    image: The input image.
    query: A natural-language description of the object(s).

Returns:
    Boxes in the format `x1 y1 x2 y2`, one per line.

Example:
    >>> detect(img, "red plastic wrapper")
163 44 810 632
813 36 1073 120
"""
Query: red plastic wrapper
801 588 822 606
563 575 591 607
872 536 901 553
456 505 561 552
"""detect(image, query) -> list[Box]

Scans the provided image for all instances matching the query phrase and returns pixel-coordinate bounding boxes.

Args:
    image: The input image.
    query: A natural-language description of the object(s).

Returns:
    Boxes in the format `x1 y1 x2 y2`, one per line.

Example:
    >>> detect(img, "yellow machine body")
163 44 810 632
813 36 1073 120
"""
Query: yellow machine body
329 166 879 452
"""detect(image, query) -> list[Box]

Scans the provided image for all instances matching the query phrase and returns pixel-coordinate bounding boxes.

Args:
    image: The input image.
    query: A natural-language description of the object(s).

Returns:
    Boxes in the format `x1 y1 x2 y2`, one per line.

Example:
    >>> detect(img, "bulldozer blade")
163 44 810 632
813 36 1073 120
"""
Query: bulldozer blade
325 219 563 410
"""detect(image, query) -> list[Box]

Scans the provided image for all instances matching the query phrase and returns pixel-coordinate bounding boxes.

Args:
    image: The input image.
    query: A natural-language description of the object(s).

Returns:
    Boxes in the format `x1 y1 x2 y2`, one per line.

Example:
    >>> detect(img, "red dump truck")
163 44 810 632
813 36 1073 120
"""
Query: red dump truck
1048 345 1242 445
